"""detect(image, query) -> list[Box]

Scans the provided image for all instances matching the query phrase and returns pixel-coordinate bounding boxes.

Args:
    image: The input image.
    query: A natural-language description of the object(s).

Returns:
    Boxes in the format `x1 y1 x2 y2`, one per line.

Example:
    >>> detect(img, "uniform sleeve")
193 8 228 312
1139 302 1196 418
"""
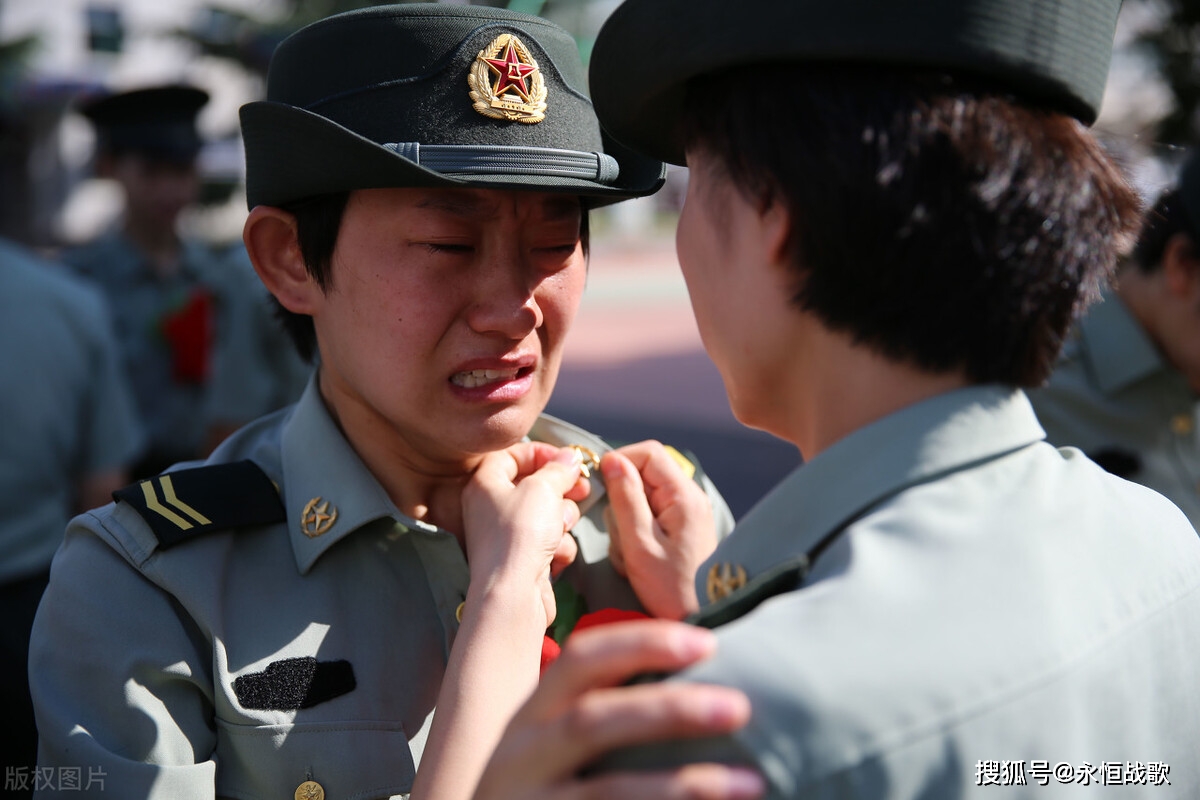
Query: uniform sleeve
29 515 217 799
77 288 146 474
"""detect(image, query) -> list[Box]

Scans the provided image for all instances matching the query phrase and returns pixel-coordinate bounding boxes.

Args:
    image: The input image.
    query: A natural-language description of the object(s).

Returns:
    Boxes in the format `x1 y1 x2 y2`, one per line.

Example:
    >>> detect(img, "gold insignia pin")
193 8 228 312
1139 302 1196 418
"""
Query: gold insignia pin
468 33 547 124
300 497 338 538
570 444 601 479
706 562 748 603
1171 413 1194 437
295 780 324 800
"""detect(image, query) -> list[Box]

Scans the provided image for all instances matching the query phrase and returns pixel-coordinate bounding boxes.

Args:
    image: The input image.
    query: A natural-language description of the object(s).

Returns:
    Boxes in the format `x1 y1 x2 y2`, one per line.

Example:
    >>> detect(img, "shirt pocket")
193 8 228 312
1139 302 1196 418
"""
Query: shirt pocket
215 718 415 800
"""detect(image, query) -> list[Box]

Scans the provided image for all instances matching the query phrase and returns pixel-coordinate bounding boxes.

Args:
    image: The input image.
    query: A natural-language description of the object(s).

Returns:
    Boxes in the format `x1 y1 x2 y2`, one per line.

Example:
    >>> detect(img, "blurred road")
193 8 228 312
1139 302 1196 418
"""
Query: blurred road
549 234 801 520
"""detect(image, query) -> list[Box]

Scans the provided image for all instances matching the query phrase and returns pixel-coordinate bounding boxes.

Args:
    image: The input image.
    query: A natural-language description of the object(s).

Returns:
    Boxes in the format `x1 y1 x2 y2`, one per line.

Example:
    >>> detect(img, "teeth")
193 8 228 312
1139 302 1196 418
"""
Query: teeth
451 368 519 388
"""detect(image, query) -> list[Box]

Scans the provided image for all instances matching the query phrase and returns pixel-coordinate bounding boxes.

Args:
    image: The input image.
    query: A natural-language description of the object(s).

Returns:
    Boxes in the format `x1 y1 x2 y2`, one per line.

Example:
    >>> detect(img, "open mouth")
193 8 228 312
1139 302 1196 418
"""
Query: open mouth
449 366 534 389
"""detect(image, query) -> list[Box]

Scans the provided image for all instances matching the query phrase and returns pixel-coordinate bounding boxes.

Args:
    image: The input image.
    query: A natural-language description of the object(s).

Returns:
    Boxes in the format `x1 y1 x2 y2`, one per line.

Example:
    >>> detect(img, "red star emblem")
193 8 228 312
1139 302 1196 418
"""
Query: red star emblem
484 40 536 102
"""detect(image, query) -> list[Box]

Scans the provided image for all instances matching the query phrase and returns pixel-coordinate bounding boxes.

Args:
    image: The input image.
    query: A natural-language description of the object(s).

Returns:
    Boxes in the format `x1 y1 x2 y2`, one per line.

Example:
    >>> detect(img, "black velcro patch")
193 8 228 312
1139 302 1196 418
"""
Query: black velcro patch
113 460 286 550
233 657 357 710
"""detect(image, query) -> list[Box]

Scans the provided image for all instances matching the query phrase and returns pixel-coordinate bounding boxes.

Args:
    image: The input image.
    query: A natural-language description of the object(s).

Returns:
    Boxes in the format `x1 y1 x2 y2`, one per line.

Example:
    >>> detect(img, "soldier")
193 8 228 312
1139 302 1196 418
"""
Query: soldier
0 238 143 796
64 84 306 478
30 6 731 800
469 0 1200 797
1030 150 1200 530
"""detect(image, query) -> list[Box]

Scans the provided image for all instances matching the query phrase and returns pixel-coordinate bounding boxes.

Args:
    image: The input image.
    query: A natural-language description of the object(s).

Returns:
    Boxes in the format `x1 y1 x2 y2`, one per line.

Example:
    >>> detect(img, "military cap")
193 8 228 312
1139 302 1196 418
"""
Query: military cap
590 0 1124 165
1179 150 1200 244
240 3 665 209
80 84 208 162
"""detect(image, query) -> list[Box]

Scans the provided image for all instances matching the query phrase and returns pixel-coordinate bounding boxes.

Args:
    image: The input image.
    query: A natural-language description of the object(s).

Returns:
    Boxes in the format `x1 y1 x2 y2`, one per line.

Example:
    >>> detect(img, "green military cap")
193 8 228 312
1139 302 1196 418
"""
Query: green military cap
80 84 208 163
590 0 1124 165
240 3 665 209
1179 150 1200 244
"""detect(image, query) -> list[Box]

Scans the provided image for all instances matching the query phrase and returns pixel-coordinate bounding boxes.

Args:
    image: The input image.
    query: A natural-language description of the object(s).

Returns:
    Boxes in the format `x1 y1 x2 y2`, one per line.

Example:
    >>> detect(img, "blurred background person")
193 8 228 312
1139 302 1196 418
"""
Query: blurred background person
62 83 306 478
1030 149 1200 530
0 235 143 795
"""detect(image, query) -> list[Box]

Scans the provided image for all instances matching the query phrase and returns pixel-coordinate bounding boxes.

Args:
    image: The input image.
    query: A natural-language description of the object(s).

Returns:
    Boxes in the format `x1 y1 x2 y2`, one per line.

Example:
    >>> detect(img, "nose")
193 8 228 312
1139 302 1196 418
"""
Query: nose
464 252 542 340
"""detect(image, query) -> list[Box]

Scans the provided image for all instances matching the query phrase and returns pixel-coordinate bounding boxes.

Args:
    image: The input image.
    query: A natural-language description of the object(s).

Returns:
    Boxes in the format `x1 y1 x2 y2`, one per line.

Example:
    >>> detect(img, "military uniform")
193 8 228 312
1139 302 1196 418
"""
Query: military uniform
62 232 303 472
30 378 732 799
1028 294 1200 530
585 0 1200 796
603 387 1200 796
0 238 143 786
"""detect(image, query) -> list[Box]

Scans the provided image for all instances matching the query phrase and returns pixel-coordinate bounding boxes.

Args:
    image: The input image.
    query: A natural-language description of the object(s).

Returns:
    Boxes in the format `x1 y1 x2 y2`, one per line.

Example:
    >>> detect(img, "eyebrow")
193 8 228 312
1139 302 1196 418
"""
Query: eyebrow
415 192 582 221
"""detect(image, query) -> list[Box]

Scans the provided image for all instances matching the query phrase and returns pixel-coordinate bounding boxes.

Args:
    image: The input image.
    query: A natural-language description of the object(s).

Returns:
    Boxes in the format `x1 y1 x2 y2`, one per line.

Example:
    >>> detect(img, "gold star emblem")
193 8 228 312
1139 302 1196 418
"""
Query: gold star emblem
570 444 601 479
468 33 547 124
706 562 747 603
300 497 338 538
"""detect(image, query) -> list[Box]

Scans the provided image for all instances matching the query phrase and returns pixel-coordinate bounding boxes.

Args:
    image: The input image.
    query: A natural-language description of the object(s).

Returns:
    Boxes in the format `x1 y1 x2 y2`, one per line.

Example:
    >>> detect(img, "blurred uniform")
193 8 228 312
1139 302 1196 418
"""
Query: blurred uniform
64 86 306 477
1029 292 1200 527
0 237 143 789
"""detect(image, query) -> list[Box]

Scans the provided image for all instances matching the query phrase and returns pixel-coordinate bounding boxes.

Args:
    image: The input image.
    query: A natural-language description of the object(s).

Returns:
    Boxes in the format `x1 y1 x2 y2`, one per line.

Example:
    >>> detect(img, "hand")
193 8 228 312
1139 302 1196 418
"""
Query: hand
474 619 765 800
463 443 591 627
601 442 718 619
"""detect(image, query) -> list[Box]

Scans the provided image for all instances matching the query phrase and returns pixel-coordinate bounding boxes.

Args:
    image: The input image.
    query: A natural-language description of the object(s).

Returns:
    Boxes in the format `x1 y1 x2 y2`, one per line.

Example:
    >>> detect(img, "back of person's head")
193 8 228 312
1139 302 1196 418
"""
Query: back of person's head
591 0 1141 388
240 3 663 362
1132 151 1200 274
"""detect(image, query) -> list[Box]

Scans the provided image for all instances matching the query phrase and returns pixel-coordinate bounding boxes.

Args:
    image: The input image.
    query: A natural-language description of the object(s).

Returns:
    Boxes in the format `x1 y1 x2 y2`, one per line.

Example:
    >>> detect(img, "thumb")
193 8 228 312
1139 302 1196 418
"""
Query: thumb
533 447 585 497
600 452 656 550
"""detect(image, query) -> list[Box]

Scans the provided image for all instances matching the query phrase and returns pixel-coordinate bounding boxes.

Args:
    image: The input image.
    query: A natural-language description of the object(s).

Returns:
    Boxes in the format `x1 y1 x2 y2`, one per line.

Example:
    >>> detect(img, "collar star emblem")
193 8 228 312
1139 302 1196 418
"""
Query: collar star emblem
300 497 338 538
468 33 547 124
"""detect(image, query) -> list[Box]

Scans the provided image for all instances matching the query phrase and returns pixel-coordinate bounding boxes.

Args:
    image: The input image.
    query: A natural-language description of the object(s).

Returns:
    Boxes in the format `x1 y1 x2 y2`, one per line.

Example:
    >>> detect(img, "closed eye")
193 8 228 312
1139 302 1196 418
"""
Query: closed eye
421 243 475 254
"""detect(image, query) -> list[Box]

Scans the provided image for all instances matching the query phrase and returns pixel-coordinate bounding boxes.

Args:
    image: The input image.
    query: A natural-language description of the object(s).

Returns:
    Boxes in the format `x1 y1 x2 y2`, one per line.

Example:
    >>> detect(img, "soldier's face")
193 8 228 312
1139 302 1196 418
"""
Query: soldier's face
110 154 199 231
311 187 586 464
676 149 802 434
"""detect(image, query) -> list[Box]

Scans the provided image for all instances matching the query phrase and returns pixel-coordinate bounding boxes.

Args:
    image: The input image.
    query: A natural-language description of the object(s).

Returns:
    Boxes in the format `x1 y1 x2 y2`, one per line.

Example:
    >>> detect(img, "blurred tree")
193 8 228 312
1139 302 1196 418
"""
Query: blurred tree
1130 0 1200 145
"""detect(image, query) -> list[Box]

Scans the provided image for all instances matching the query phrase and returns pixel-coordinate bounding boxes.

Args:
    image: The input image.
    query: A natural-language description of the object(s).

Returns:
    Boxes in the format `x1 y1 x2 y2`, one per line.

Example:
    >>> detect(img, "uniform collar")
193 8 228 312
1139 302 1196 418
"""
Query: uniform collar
98 227 211 282
279 378 613 574
1077 293 1166 395
695 385 1046 602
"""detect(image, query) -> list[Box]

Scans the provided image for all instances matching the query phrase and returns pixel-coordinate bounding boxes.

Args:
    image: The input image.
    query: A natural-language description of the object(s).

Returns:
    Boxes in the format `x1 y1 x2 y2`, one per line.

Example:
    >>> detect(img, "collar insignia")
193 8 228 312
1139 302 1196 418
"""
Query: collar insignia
469 33 547 124
300 496 338 538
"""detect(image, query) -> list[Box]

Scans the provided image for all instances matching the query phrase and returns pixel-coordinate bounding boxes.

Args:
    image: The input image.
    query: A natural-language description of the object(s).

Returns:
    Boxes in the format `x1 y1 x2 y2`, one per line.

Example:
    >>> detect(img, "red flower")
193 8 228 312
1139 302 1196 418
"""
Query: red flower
539 608 651 676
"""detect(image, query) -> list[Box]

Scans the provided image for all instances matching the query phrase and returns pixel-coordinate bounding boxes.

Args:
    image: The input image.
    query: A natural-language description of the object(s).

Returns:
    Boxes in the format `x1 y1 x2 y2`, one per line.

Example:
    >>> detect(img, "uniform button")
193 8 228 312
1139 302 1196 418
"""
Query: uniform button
295 780 325 800
1171 414 1194 437
455 601 466 623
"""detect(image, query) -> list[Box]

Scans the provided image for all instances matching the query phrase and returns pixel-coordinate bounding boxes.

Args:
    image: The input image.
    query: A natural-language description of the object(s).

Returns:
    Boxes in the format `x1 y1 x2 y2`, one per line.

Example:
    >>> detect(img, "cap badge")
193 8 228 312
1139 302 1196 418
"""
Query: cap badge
300 497 338 538
469 33 547 124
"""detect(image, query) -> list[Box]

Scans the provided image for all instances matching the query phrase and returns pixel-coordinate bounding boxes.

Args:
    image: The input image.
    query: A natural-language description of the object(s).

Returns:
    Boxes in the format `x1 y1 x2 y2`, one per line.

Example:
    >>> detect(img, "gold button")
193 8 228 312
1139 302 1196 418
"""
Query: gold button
300 497 338 537
455 601 466 623
1172 414 1194 437
706 562 747 603
295 780 325 800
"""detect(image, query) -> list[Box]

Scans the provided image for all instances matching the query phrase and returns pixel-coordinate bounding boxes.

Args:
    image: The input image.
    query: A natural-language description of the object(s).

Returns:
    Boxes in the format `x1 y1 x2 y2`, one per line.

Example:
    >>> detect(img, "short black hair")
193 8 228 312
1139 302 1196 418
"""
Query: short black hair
681 65 1141 388
1130 188 1193 274
273 191 591 363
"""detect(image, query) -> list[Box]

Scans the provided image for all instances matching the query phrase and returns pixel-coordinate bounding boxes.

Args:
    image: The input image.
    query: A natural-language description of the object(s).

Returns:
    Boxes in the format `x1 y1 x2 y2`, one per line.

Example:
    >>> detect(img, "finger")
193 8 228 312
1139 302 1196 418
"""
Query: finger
599 451 656 550
566 764 766 800
612 441 695 515
471 442 559 489
603 505 628 578
526 620 717 717
551 530 579 578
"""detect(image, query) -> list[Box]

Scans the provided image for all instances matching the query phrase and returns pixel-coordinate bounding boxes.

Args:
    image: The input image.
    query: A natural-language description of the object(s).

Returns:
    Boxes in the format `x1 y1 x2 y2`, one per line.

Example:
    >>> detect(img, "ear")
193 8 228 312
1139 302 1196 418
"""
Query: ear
243 205 322 315
1161 231 1200 300
760 197 793 274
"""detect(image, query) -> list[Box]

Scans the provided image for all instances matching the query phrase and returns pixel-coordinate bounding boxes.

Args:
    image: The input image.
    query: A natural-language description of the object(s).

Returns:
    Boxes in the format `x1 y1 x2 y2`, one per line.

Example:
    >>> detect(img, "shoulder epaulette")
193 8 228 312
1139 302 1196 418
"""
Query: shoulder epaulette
113 460 286 550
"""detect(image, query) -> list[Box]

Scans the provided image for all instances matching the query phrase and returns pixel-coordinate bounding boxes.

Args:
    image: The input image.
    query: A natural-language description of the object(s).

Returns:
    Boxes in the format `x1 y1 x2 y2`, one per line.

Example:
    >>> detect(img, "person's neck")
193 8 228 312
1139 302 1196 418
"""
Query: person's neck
123 217 181 276
317 372 481 545
765 322 970 461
